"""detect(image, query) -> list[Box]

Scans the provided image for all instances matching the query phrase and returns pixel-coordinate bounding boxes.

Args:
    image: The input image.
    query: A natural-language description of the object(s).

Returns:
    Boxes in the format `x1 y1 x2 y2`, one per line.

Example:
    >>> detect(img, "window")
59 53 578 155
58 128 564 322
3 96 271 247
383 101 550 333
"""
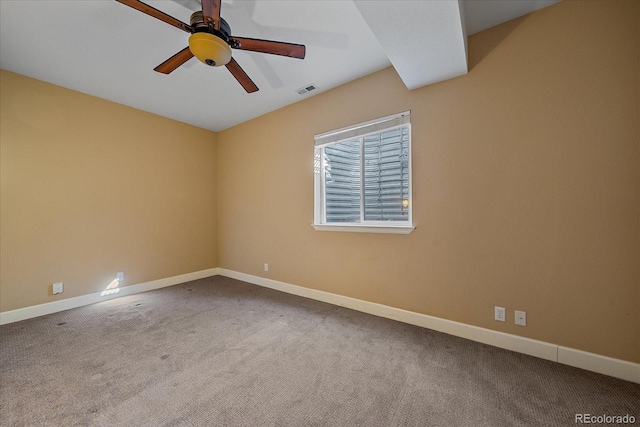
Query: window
313 111 414 234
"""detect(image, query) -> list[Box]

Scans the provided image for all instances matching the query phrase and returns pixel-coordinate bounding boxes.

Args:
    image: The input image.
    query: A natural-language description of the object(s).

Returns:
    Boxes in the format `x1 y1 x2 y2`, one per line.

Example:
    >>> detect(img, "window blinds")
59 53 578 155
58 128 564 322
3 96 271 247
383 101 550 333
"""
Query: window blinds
314 111 411 147
324 140 361 222
317 111 411 224
363 127 409 221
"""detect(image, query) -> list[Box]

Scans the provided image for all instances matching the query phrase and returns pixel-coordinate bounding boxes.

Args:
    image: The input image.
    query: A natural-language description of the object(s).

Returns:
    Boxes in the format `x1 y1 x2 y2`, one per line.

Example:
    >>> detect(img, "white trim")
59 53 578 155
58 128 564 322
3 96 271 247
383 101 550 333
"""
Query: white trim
2 267 637 384
314 110 411 147
314 114 412 230
558 346 640 384
217 268 639 384
311 224 415 234
0 268 220 325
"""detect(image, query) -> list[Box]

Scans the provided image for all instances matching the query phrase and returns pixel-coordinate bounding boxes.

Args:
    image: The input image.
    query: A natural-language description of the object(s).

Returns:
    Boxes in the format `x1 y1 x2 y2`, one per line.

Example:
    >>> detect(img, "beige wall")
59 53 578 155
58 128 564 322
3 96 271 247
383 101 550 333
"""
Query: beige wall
0 70 218 312
217 1 639 363
1 0 638 364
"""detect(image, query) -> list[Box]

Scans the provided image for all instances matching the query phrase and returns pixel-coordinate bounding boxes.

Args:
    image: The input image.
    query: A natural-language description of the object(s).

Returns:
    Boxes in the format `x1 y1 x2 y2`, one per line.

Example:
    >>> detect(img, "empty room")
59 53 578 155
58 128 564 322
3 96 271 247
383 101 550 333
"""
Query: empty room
1 0 638 425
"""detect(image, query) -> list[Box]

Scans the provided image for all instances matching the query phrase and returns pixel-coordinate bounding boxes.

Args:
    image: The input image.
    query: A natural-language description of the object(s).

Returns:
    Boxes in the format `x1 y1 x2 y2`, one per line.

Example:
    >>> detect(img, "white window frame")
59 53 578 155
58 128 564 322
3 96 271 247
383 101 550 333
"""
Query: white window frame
313 111 415 234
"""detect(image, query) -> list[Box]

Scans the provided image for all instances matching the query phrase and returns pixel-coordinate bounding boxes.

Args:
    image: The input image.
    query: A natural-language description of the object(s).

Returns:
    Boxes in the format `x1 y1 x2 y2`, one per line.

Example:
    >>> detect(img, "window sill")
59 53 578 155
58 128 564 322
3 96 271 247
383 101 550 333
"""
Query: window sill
311 224 415 234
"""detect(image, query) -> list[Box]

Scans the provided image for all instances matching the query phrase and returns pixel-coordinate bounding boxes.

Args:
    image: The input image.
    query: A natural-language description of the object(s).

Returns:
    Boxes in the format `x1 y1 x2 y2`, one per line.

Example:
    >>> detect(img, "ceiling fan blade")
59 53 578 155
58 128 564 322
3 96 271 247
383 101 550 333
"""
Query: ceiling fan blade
116 0 192 33
154 47 194 74
201 0 221 30
225 58 259 93
230 37 306 59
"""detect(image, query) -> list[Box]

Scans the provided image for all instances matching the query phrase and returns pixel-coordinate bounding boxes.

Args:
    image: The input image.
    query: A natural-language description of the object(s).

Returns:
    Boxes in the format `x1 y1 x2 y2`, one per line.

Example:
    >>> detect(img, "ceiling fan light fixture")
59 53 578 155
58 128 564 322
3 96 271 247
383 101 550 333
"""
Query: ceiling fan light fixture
188 32 231 67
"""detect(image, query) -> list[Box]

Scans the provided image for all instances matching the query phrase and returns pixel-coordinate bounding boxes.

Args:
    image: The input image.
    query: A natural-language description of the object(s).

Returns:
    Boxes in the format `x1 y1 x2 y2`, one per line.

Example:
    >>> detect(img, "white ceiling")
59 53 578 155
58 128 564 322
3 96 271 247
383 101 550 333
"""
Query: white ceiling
0 0 559 132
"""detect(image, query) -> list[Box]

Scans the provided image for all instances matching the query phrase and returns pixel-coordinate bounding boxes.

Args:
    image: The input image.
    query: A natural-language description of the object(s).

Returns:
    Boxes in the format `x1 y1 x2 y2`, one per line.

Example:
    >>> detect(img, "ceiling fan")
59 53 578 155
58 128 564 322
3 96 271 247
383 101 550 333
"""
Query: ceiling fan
115 0 306 93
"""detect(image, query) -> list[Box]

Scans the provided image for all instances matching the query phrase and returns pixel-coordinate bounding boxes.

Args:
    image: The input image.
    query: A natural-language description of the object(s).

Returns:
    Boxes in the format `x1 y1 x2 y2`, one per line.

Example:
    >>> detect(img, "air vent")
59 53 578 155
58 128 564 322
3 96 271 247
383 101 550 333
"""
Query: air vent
297 84 318 95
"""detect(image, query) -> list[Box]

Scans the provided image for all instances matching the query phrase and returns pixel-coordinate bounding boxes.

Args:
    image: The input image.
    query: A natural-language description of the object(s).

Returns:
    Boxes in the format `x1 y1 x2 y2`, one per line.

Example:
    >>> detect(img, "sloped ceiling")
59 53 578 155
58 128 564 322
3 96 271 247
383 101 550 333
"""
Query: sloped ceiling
0 0 559 131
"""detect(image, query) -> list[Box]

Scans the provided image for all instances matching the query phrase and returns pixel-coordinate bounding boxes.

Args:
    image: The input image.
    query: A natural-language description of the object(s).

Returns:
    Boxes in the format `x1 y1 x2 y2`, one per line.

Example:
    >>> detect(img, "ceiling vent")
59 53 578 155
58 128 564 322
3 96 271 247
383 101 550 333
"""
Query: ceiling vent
297 84 318 95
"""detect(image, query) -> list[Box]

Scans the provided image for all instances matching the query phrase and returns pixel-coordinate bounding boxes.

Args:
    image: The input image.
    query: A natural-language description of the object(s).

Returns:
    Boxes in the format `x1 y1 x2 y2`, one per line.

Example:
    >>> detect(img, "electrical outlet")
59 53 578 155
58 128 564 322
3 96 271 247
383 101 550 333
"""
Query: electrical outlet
53 282 64 295
264 263 269 272
494 306 506 322
116 272 124 282
515 310 527 326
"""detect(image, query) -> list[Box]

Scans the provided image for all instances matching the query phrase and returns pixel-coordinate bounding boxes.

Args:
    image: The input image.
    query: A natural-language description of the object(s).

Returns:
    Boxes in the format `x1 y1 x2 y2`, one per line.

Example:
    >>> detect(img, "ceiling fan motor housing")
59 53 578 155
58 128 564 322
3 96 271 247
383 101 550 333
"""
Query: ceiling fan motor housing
188 12 232 66
190 11 231 38
114 0 305 93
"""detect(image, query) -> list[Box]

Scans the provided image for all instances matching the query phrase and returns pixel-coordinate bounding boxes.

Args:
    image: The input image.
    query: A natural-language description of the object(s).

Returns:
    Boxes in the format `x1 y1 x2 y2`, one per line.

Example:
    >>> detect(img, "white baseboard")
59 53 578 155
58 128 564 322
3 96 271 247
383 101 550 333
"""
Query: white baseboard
217 268 640 384
558 346 640 384
2 266 637 384
0 268 220 325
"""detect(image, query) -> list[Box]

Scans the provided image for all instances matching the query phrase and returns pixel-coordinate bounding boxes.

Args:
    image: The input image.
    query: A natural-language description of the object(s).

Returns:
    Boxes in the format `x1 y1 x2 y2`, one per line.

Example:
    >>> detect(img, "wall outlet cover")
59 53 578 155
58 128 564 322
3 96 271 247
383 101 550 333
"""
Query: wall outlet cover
53 282 64 295
495 306 506 322
515 310 527 326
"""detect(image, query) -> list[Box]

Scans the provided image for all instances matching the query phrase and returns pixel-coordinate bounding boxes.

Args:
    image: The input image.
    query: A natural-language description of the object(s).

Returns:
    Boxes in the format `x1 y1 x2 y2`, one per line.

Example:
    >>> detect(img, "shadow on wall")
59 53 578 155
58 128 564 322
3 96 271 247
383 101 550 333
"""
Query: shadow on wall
468 15 527 71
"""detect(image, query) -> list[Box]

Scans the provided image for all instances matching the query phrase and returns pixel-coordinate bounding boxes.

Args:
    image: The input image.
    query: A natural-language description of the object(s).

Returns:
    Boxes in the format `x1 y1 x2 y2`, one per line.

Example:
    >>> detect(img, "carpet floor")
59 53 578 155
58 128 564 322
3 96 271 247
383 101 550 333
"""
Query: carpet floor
1 276 638 426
